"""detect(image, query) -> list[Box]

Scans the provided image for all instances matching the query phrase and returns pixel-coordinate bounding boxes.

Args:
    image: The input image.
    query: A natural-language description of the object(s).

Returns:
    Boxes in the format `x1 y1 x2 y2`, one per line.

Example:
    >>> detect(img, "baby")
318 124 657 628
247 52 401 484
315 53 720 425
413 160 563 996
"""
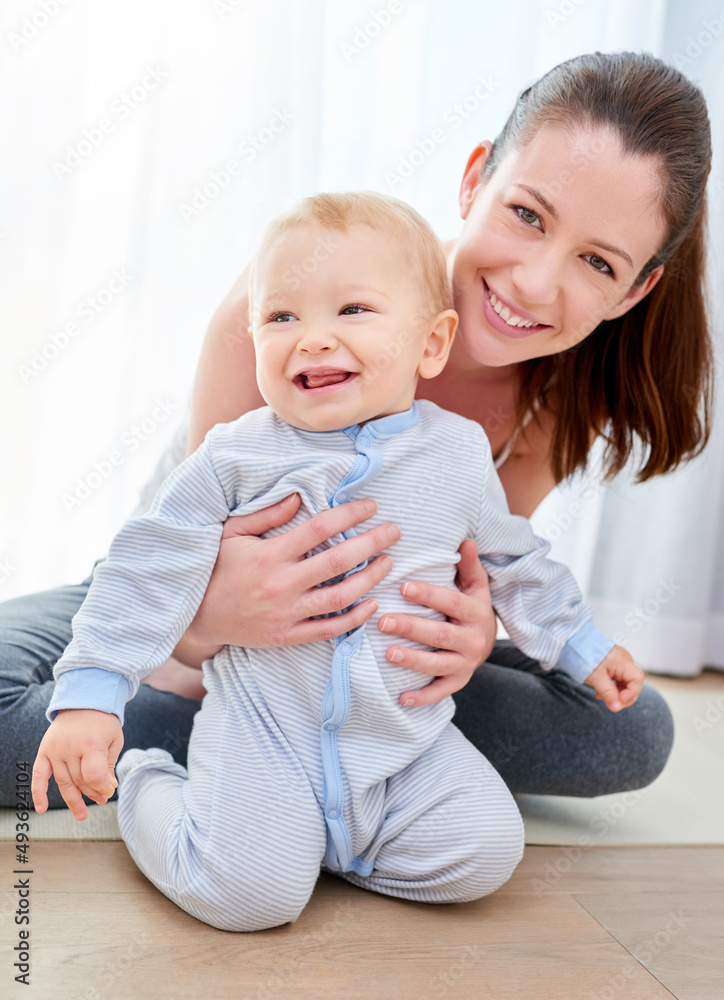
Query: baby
33 192 642 931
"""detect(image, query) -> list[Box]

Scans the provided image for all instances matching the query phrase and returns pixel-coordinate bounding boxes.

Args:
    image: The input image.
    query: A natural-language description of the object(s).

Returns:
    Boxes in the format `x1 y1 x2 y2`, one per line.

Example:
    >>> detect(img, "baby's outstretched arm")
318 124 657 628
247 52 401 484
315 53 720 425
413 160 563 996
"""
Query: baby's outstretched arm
32 709 123 820
584 646 645 713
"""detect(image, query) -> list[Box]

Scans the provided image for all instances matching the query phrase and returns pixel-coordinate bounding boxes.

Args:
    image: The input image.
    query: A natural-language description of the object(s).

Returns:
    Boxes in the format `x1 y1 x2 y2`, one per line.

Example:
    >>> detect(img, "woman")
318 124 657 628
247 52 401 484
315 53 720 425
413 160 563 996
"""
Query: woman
1 51 713 808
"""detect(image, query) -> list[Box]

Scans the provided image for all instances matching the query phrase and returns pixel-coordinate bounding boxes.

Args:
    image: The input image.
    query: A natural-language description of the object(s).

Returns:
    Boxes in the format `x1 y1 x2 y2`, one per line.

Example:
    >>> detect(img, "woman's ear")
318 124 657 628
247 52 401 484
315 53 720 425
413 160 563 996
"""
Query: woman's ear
459 141 493 220
603 265 665 321
418 310 458 379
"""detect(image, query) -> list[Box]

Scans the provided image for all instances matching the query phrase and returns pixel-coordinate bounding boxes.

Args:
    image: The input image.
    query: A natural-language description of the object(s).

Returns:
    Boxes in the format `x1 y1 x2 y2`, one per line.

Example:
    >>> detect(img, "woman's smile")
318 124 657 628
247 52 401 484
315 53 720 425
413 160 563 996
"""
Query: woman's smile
480 279 551 339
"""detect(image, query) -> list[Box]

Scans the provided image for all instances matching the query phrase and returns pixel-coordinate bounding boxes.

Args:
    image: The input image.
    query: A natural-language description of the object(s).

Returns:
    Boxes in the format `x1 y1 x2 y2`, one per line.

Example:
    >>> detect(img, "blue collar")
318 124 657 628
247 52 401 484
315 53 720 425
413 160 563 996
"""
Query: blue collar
288 402 420 447
345 401 419 441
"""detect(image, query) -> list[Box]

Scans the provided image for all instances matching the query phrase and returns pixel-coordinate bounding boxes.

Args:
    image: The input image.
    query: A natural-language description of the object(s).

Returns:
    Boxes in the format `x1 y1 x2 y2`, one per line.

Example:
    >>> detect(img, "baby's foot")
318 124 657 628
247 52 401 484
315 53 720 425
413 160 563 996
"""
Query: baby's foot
141 656 206 701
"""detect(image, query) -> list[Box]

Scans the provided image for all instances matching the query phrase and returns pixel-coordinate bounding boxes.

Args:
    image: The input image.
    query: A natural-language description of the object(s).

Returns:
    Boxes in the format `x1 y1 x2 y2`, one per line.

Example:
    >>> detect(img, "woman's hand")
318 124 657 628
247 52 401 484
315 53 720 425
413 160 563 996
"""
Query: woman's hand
378 539 496 708
174 493 400 662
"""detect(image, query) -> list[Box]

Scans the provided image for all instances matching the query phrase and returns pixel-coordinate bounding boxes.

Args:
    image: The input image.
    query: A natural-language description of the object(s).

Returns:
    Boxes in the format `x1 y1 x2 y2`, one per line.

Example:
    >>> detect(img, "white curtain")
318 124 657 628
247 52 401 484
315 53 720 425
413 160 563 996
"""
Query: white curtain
1 0 721 674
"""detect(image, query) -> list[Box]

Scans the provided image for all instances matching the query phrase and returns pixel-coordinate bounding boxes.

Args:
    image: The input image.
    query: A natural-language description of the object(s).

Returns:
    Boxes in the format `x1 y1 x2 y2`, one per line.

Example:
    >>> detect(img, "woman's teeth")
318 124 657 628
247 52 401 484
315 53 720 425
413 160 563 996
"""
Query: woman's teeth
489 291 537 328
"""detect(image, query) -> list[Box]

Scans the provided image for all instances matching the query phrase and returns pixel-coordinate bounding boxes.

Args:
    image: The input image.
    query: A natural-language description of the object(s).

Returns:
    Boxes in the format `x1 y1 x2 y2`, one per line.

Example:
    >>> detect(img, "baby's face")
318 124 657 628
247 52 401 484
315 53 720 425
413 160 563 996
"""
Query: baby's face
249 223 440 431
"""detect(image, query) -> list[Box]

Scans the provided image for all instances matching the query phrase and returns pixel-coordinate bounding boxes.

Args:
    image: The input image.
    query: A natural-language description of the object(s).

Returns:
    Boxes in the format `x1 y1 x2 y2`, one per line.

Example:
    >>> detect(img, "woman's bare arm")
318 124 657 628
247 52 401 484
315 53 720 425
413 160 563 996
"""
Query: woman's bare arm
187 263 264 455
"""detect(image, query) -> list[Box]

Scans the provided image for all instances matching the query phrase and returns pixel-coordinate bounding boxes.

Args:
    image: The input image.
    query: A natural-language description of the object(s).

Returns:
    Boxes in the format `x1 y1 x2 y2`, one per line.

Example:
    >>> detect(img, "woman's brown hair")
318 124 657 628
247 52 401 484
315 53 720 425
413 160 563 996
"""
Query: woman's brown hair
484 51 713 483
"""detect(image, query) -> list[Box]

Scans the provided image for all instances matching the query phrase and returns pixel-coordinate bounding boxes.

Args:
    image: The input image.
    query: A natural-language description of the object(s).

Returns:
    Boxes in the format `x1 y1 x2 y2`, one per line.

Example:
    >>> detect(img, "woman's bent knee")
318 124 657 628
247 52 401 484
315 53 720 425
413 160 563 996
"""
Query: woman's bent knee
622 683 675 790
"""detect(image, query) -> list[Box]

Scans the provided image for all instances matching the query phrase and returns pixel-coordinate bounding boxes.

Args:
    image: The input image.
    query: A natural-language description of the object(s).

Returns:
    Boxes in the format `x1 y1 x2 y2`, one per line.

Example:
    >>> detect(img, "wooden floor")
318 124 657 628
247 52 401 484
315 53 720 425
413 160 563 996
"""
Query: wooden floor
3 671 722 999
1 841 721 999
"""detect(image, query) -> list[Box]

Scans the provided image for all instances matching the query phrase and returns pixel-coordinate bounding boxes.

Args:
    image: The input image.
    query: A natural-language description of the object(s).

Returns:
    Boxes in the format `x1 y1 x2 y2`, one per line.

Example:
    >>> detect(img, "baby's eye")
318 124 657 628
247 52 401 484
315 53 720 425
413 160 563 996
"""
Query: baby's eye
514 205 542 227
583 253 614 277
340 303 368 315
269 312 296 323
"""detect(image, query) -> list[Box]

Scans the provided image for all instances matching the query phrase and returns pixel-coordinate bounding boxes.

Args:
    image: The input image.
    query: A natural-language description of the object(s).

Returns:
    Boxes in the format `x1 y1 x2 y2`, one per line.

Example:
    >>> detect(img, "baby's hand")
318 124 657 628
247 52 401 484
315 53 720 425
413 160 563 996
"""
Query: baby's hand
583 646 644 713
32 709 123 820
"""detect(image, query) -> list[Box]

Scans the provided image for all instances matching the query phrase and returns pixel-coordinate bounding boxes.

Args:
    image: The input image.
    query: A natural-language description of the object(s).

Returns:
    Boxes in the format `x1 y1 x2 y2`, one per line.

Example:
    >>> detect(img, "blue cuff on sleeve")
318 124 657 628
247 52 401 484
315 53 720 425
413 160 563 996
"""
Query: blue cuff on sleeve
556 621 614 684
47 668 132 724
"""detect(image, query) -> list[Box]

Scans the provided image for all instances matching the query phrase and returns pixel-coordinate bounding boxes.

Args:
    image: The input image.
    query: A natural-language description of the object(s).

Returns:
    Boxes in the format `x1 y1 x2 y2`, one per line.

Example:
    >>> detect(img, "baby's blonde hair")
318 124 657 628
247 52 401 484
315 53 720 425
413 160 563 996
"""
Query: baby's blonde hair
249 191 452 320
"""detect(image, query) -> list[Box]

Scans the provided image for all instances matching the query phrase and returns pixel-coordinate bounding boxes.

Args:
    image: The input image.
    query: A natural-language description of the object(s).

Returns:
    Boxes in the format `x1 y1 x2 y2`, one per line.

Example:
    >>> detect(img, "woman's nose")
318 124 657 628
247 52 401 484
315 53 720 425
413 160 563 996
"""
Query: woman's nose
510 246 563 308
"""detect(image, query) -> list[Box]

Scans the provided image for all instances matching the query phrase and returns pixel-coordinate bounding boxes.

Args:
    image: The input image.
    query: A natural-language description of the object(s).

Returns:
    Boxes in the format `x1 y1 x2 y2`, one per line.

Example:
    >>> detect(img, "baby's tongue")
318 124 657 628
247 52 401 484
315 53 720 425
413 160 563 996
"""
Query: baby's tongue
305 371 349 388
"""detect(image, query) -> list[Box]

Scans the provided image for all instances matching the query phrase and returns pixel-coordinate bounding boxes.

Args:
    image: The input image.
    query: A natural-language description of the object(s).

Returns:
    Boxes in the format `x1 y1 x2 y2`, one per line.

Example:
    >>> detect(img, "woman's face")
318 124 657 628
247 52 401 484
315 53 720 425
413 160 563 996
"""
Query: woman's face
451 124 668 368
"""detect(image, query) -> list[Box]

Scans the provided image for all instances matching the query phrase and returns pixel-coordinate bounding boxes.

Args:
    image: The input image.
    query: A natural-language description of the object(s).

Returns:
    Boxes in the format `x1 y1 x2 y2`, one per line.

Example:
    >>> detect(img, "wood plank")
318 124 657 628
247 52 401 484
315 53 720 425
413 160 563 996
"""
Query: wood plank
576 891 724 1000
17 840 149 893
0 883 675 1000
27 842 724 896
500 845 724 895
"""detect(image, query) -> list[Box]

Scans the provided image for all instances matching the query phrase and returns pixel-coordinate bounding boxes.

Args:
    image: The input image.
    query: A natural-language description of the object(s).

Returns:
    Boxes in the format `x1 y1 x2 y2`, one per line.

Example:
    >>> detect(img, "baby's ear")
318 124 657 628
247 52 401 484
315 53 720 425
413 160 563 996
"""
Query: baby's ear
418 309 458 379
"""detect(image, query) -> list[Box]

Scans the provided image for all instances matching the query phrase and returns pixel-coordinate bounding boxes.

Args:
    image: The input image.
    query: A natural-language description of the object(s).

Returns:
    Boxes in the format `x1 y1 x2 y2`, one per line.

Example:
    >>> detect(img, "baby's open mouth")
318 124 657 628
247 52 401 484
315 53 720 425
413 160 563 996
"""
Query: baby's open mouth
295 369 356 390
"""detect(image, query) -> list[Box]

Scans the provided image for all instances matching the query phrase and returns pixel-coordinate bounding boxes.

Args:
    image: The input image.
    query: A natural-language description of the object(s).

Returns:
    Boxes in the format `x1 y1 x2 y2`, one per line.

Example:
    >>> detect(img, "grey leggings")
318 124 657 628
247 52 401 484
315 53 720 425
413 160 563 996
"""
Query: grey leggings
0 572 674 809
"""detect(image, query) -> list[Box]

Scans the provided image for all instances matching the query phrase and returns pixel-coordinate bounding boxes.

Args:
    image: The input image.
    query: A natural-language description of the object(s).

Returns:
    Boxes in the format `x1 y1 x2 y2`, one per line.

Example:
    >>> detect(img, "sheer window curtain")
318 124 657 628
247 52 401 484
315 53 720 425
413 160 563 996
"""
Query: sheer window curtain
1 0 721 674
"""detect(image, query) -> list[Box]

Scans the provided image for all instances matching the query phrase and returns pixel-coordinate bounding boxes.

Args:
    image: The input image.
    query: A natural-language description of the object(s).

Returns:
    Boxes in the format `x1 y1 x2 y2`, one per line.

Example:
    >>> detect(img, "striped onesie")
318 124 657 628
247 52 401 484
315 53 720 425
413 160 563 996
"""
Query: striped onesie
49 400 613 931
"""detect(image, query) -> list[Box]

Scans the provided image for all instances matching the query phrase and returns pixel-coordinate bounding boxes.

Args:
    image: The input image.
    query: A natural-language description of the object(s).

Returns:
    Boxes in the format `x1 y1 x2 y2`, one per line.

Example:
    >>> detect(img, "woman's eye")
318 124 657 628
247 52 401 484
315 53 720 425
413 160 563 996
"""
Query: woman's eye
340 304 367 315
584 253 614 277
515 205 541 227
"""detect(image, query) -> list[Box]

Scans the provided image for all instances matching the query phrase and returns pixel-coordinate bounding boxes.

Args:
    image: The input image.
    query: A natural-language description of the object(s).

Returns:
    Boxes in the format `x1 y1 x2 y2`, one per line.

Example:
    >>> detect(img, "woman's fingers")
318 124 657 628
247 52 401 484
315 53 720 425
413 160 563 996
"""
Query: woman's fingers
289 549 398 641
297 521 400 591
389 578 475 623
455 539 491 601
373 541 497 708
299 556 393 618
290 598 381 644
384 642 462 677
379 612 457 654
399 672 468 708
282 499 399 576
220 493 301 539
